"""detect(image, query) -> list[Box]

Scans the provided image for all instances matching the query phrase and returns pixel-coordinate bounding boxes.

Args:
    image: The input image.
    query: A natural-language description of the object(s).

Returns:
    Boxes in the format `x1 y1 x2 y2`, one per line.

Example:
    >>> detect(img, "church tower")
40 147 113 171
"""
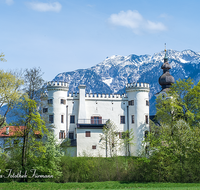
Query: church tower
156 47 175 97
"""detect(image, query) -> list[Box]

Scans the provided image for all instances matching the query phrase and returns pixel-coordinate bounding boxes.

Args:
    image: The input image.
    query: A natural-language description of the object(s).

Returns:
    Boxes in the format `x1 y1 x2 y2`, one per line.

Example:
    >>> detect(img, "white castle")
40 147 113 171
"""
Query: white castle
0 49 175 156
42 81 150 157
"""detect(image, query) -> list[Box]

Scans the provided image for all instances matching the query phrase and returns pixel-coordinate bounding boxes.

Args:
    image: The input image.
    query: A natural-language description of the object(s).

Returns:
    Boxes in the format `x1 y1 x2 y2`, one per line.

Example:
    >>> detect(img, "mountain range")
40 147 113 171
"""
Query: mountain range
53 49 200 115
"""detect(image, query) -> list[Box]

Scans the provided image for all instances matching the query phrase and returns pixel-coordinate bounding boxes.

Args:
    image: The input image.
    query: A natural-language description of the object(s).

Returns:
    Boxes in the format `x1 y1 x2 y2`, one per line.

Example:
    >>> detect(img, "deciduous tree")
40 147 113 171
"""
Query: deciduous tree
0 70 23 127
156 78 200 126
23 67 44 101
14 95 48 181
18 67 46 180
100 120 135 157
0 53 6 62
99 120 119 157
34 131 62 181
145 120 200 182
119 129 134 157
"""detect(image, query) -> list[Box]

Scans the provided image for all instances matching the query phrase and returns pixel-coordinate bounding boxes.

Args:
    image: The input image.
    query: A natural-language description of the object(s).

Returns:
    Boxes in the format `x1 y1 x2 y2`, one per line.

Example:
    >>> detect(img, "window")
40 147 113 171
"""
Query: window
120 116 125 124
59 130 65 139
128 100 134 106
146 100 149 106
91 116 102 124
49 115 54 123
69 132 74 139
132 115 134 124
48 99 53 104
92 145 96 149
43 108 48 113
70 115 75 123
61 115 64 123
61 99 66 105
85 131 91 137
145 115 149 124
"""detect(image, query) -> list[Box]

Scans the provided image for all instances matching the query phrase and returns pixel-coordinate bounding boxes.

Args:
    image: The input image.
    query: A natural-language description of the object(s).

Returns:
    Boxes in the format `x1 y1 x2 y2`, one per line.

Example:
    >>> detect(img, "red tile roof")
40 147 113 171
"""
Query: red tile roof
0 126 41 137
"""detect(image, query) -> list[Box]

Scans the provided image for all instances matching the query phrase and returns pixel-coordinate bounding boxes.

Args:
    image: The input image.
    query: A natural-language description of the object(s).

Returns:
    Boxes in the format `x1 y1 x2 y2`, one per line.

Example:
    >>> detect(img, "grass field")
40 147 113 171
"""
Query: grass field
0 181 200 190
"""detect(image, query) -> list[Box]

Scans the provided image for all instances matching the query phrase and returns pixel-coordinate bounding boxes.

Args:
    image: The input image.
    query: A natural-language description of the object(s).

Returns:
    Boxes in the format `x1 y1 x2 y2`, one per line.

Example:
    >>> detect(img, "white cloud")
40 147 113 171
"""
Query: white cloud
5 0 14 5
27 2 62 12
108 10 167 34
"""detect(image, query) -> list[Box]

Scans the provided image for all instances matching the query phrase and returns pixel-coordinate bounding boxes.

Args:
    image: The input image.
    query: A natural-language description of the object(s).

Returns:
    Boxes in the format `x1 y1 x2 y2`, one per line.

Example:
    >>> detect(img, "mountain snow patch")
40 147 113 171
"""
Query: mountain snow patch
102 77 113 86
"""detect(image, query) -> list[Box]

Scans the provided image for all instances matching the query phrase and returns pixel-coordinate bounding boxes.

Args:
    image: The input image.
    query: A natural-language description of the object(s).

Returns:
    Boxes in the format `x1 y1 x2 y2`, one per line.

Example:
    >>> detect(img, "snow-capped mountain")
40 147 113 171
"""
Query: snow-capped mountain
53 49 200 115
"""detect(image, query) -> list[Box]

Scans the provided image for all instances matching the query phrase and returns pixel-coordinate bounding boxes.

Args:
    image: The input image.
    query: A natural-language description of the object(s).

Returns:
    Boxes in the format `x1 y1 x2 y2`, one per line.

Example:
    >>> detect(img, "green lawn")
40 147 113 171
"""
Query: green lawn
0 181 200 190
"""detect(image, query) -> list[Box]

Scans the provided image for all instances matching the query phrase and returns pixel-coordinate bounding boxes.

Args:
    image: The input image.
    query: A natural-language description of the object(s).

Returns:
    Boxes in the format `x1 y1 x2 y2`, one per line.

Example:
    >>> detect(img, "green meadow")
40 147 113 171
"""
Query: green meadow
0 181 200 190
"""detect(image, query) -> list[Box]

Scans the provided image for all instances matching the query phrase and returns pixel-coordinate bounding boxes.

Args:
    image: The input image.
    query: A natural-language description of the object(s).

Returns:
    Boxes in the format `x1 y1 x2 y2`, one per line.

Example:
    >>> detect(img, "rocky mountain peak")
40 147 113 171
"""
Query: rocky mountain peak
53 49 200 114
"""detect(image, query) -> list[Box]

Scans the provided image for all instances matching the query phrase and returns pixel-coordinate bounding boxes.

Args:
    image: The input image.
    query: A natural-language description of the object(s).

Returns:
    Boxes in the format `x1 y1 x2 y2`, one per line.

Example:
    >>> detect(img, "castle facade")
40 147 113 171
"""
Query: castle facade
43 82 150 157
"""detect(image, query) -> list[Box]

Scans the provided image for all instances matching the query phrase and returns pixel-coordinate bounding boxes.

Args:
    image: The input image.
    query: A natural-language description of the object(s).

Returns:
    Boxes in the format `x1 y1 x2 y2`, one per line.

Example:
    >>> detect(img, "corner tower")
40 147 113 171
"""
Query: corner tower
125 83 150 156
46 81 69 141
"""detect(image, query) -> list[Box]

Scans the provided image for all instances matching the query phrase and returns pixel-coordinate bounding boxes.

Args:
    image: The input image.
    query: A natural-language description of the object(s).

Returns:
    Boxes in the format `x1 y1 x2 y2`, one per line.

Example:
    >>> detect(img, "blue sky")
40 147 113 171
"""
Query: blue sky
1 0 200 81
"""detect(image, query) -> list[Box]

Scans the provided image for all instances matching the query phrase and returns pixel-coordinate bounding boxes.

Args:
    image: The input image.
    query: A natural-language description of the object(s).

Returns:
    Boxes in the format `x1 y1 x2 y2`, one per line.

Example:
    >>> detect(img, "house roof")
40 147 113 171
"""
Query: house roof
0 126 41 137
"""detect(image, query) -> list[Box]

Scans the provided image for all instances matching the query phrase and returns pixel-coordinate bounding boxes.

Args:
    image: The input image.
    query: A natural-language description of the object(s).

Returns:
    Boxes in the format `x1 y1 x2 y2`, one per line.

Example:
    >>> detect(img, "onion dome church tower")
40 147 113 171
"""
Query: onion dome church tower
156 47 175 96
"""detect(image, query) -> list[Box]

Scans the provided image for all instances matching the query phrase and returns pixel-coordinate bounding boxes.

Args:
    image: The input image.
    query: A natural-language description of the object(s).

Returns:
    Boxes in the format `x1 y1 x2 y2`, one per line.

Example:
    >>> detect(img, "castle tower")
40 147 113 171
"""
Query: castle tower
46 81 69 141
125 83 150 156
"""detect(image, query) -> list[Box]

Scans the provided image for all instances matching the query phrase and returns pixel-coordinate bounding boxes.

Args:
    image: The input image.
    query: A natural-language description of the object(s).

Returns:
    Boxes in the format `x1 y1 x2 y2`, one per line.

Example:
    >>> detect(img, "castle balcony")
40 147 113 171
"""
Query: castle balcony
77 118 109 129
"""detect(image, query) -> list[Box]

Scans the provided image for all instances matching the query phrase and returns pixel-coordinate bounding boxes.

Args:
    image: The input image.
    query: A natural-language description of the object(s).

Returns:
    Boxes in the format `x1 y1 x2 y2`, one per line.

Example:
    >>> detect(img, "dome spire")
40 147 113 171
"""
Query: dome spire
158 45 175 90
164 43 168 62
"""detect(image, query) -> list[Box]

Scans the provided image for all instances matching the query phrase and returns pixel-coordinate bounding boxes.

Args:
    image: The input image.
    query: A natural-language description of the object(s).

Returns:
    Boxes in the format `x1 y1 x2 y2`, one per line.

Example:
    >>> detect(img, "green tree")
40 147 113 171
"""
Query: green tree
34 131 62 181
156 78 200 126
99 120 120 157
100 121 135 157
18 67 46 175
0 53 6 62
60 138 72 156
145 120 200 182
119 129 134 157
0 115 7 128
17 96 47 180
0 70 23 127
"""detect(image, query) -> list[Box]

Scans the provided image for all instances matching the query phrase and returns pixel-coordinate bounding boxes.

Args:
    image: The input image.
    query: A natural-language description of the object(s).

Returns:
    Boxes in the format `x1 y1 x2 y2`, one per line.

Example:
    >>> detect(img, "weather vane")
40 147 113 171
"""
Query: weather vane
165 43 166 52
